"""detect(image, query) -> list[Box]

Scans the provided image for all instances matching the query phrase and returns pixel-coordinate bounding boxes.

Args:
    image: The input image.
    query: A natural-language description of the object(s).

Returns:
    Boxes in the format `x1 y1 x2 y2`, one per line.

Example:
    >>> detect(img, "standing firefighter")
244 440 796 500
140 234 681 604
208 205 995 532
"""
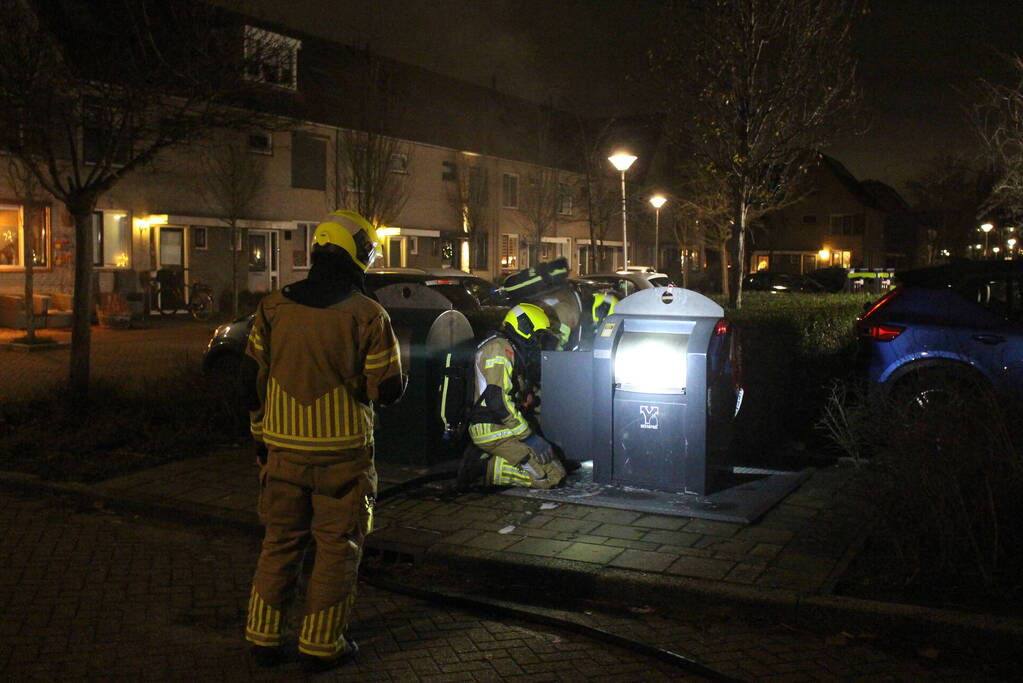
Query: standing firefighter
241 210 404 672
459 303 567 489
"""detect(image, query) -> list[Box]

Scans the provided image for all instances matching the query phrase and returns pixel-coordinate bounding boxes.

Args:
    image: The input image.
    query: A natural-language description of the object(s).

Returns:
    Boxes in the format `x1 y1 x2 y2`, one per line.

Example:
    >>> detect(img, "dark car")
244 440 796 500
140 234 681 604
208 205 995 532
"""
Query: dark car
743 271 824 293
202 269 505 377
856 260 1023 406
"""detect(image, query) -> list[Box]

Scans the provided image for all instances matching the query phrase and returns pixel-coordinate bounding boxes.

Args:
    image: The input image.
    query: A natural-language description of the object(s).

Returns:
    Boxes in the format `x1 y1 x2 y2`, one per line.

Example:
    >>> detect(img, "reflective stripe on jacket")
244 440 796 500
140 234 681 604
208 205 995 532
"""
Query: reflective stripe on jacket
468 335 532 446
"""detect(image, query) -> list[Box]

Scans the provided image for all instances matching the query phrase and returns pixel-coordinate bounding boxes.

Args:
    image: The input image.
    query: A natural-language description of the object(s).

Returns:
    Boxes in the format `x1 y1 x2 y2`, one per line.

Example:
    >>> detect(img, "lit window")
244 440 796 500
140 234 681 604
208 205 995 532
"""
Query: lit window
92 211 130 268
502 173 519 209
244 26 301 90
0 203 50 269
500 234 519 271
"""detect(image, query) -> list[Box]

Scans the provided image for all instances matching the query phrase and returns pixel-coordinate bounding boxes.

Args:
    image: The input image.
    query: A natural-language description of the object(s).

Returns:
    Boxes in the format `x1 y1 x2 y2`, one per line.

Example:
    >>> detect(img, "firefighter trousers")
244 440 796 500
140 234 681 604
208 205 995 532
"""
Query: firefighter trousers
477 437 566 489
245 446 375 659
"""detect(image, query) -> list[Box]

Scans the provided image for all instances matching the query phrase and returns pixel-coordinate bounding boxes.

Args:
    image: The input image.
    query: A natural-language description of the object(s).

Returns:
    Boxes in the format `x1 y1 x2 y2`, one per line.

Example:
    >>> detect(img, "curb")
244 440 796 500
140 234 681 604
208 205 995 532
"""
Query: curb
3 470 1022 651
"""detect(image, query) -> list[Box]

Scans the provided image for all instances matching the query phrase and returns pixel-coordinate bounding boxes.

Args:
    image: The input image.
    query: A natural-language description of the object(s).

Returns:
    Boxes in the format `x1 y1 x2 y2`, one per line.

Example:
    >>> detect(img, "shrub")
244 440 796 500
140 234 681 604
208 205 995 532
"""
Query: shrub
821 379 1023 605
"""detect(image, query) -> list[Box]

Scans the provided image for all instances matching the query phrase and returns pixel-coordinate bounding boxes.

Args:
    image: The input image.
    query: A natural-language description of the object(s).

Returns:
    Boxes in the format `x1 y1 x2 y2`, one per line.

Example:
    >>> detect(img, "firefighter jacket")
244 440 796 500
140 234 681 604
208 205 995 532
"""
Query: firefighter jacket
246 290 401 452
468 334 536 447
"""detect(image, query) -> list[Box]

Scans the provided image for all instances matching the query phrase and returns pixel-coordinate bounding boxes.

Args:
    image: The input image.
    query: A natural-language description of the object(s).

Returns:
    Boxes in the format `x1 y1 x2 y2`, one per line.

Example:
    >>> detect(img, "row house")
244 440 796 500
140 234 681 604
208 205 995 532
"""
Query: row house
0 12 620 326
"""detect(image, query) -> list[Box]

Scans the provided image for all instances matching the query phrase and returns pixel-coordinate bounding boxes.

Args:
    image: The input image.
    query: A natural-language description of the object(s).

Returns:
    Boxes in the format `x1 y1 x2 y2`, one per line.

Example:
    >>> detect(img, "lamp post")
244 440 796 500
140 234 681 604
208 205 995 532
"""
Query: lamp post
608 152 637 269
981 222 994 258
1008 237 1018 258
649 195 666 271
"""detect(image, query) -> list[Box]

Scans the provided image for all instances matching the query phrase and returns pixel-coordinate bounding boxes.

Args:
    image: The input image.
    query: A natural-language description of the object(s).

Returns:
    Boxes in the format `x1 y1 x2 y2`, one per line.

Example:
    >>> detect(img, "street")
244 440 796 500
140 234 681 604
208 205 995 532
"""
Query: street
0 489 1004 682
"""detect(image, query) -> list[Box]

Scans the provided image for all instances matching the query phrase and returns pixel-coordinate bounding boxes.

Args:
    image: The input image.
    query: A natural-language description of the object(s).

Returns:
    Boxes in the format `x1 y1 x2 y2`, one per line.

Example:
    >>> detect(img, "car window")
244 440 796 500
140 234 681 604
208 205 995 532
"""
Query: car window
648 276 671 287
424 283 480 310
619 279 636 297
956 276 1021 324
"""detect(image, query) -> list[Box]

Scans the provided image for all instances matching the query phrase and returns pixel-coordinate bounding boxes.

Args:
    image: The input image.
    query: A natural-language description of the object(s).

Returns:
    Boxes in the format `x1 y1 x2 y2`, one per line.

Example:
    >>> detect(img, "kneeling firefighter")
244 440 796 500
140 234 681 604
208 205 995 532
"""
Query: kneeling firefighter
461 303 567 489
240 210 405 672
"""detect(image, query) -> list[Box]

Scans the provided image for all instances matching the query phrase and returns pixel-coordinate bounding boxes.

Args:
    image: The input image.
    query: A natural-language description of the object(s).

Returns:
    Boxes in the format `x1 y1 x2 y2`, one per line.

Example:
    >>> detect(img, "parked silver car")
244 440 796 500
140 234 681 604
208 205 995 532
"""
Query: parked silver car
575 270 675 299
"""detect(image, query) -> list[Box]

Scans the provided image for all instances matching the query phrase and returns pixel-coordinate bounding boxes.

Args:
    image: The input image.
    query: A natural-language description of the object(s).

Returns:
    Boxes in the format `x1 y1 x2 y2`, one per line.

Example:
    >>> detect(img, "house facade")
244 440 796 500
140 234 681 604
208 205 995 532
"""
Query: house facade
0 18 620 327
751 155 905 275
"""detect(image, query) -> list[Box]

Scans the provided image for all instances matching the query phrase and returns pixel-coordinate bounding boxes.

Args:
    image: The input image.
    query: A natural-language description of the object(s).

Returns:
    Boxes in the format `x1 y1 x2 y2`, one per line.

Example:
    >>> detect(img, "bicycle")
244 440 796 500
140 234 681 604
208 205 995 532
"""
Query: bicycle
150 278 215 321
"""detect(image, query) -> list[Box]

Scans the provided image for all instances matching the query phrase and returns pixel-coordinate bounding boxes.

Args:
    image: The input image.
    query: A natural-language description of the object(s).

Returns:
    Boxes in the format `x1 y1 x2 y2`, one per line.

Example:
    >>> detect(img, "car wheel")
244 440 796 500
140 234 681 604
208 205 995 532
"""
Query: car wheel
890 365 996 417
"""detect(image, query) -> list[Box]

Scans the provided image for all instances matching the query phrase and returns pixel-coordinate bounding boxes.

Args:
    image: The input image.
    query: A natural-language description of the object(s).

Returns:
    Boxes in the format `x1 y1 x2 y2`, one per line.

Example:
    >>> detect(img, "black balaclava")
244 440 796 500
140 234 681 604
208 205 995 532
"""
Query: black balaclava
284 244 365 308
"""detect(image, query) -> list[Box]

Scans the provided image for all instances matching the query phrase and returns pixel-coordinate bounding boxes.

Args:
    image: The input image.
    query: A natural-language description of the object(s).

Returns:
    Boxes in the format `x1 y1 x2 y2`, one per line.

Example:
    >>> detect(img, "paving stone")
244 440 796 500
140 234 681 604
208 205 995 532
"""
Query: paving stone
581 508 642 525
682 519 740 537
542 518 601 535
607 549 677 572
555 542 623 564
462 532 521 552
724 562 766 584
590 523 648 541
664 555 735 580
734 526 796 544
640 529 701 547
503 537 573 558
601 537 660 551
632 514 689 531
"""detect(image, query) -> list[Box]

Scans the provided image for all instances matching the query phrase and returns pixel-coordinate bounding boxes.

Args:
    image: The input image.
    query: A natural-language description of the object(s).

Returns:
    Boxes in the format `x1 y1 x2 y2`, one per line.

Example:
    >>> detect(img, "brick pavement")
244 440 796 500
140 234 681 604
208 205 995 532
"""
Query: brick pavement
0 490 998 682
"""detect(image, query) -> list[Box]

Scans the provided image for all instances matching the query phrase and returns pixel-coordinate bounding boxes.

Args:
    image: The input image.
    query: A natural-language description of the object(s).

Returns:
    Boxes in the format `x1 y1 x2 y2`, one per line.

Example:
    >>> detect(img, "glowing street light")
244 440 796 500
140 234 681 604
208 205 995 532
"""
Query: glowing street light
981 222 994 258
1008 237 1018 257
609 152 637 268
649 195 667 271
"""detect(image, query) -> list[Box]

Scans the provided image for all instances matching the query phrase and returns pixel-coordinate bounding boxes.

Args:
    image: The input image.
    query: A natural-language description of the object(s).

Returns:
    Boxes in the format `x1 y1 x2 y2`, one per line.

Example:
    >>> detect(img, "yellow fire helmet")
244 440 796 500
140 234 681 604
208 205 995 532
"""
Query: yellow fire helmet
311 210 380 272
592 291 618 324
503 303 552 342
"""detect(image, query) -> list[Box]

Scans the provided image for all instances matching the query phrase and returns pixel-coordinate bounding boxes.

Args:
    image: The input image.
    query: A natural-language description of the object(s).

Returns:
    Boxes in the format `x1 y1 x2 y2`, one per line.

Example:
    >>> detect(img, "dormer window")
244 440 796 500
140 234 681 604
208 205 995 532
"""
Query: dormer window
244 26 301 90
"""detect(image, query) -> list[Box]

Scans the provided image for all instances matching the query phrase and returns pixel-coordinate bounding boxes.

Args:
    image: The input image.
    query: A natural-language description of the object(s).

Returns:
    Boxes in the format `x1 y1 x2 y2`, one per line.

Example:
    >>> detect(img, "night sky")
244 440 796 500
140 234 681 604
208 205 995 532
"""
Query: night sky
243 0 1023 192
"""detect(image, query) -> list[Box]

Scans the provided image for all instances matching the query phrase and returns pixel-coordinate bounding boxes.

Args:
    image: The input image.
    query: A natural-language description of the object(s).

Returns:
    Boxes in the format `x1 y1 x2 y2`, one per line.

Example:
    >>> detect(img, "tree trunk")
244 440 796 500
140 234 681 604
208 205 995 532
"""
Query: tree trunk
70 203 97 408
718 239 730 300
23 215 35 343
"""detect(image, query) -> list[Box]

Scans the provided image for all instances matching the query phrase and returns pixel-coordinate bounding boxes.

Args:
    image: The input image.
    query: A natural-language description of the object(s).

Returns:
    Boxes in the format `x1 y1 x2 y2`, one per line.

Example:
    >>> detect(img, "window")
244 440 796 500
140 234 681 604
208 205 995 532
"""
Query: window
408 236 418 255
248 132 273 155
830 213 866 236
192 226 207 250
500 234 519 271
388 153 408 174
293 223 314 268
244 26 301 90
291 132 326 190
441 160 457 181
558 183 573 215
92 211 130 268
468 166 486 201
502 173 519 208
957 277 1021 323
0 203 49 269
473 233 488 270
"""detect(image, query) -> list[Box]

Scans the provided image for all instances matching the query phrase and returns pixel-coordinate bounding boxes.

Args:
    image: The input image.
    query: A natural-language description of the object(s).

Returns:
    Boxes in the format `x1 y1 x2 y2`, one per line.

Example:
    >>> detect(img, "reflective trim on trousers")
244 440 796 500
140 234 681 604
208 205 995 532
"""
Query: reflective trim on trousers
298 593 356 657
245 587 283 647
487 455 533 487
469 420 529 444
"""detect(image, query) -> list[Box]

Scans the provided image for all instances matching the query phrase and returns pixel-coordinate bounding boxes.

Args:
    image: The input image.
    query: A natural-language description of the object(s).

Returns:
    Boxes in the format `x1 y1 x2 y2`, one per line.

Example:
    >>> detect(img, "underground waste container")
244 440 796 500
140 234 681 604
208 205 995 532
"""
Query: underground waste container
541 287 741 495
374 283 475 465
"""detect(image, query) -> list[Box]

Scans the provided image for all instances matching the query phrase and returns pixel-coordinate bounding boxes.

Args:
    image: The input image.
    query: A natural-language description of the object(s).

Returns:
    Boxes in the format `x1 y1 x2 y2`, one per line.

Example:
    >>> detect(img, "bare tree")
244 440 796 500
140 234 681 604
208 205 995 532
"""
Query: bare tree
3 155 46 343
905 154 995 262
196 137 269 316
0 0 289 405
518 166 562 266
655 0 860 307
446 155 491 270
974 55 1023 217
675 169 735 298
573 116 619 273
328 51 411 228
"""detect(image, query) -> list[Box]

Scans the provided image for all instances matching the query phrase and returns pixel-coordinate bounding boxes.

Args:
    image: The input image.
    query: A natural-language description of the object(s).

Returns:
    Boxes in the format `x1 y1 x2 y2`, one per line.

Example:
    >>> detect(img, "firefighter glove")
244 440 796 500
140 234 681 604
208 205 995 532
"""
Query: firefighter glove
522 433 554 465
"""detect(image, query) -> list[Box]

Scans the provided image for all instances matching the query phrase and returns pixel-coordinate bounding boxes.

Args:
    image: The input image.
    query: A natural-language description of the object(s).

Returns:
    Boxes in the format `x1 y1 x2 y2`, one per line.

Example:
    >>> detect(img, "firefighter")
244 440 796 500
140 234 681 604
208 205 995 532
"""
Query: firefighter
240 210 404 672
459 303 567 489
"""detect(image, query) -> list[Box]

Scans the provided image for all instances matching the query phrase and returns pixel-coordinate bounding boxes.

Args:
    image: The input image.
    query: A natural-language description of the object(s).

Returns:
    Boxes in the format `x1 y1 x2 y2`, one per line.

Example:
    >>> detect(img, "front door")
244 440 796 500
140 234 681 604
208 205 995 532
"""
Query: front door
247 230 278 292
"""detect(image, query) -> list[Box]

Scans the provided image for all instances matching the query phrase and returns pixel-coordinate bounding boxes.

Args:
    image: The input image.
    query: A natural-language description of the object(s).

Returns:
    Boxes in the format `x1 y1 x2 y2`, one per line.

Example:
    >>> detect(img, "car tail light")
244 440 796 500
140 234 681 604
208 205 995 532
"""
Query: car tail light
714 319 731 336
861 323 904 341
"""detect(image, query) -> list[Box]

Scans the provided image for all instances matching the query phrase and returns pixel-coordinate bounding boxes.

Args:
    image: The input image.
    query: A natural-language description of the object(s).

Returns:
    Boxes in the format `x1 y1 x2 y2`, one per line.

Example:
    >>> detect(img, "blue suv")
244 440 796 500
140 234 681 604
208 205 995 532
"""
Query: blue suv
856 261 1023 406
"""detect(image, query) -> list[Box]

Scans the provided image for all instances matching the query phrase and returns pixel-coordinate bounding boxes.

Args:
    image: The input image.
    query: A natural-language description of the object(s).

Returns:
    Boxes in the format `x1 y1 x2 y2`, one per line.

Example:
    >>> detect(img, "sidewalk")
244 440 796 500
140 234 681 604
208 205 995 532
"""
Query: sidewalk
2 446 1021 651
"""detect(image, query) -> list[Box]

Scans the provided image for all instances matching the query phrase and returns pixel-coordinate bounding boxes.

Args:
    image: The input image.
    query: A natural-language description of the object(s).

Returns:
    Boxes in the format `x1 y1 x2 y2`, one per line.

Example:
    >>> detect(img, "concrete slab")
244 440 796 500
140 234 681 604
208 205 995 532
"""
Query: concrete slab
502 461 813 524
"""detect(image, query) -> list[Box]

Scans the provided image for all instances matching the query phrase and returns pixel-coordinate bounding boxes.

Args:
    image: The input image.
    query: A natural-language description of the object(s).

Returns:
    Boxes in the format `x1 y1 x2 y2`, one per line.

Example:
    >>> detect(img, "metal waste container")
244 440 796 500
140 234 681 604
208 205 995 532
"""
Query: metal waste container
541 287 741 495
375 283 475 465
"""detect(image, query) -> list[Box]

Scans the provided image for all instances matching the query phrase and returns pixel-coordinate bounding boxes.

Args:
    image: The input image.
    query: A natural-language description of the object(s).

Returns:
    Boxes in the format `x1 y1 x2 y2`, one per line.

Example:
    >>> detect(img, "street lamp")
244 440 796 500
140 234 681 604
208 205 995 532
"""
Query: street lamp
981 222 994 258
609 151 637 269
649 195 667 271
1008 237 1018 257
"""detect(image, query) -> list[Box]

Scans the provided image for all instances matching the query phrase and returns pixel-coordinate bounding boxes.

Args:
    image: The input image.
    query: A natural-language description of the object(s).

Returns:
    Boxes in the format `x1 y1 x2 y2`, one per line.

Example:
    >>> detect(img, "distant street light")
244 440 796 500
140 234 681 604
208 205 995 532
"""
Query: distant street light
609 152 637 269
981 222 994 258
649 195 667 271
1008 237 1017 257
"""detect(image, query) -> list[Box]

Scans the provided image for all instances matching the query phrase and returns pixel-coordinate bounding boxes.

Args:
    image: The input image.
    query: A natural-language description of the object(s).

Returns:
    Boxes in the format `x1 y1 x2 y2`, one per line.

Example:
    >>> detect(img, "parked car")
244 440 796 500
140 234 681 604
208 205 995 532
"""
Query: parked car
856 260 1023 407
202 269 505 377
743 271 824 293
576 271 675 299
